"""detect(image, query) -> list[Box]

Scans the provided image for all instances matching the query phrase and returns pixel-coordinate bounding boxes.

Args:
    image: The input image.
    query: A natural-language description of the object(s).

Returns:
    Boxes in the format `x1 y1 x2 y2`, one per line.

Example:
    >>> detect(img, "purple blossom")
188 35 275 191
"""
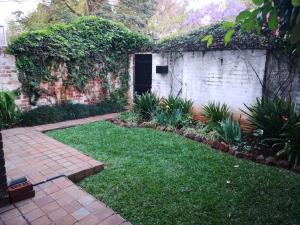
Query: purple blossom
183 0 246 27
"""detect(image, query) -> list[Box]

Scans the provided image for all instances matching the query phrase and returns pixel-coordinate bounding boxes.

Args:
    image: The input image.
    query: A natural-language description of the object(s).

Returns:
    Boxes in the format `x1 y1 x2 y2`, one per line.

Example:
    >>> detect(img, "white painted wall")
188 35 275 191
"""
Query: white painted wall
181 50 266 111
131 50 267 112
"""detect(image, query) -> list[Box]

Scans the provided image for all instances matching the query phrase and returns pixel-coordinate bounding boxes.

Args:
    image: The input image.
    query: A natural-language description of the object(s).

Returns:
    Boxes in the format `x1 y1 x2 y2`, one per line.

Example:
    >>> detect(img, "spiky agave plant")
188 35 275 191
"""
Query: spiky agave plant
242 97 299 139
133 92 160 121
201 101 231 128
160 95 193 116
216 115 241 144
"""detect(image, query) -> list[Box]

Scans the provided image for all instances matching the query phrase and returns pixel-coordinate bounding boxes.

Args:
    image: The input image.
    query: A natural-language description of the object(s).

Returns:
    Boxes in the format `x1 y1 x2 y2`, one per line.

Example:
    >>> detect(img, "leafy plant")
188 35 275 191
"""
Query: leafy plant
133 92 160 121
195 123 220 141
216 116 241 144
268 122 300 167
160 96 193 117
201 102 231 128
243 97 300 139
0 91 21 129
119 111 140 125
152 96 193 128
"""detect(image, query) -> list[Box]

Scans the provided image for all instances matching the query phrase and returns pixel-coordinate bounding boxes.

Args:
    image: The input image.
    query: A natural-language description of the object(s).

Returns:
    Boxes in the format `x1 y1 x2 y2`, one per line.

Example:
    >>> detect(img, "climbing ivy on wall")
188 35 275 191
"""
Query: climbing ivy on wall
8 16 152 105
155 23 283 52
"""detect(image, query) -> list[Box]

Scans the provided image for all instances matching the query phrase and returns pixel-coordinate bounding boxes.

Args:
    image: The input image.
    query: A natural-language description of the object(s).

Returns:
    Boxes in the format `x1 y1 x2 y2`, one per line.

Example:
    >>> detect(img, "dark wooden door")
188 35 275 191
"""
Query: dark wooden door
134 54 152 95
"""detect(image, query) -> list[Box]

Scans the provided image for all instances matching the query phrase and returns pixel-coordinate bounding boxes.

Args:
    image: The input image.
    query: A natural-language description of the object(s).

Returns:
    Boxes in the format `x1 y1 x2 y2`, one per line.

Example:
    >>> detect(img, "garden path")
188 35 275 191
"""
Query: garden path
0 113 131 225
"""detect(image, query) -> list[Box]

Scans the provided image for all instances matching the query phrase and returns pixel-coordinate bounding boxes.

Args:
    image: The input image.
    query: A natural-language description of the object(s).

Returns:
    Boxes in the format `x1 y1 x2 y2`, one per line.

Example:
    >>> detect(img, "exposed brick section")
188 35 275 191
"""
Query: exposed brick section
0 54 107 110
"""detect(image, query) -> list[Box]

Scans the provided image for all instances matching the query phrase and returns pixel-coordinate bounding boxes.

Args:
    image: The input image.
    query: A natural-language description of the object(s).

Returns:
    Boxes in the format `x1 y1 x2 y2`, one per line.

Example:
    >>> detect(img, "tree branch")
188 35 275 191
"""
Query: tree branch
61 0 82 16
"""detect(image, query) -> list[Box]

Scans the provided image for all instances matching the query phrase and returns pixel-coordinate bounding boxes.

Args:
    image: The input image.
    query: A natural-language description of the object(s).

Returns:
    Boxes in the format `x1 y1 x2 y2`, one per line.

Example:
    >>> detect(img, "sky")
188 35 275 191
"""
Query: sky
0 0 221 28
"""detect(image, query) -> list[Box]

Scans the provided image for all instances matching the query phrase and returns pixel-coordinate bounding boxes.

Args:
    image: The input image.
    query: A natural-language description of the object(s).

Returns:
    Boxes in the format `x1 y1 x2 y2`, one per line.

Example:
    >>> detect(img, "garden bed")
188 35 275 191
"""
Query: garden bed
109 117 300 174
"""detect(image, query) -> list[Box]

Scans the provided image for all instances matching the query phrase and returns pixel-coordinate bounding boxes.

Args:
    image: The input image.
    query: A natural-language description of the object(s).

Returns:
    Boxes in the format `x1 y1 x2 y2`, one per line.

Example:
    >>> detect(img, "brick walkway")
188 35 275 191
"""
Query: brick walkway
0 113 132 225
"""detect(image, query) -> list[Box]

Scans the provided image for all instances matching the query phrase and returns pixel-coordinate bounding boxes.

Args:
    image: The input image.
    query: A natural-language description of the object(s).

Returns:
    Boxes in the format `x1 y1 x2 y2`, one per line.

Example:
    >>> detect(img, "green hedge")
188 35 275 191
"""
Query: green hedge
19 101 124 126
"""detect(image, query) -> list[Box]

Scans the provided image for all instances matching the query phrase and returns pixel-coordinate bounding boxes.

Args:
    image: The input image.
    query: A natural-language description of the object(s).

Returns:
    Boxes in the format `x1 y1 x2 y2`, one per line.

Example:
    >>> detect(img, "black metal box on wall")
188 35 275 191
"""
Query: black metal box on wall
156 66 168 74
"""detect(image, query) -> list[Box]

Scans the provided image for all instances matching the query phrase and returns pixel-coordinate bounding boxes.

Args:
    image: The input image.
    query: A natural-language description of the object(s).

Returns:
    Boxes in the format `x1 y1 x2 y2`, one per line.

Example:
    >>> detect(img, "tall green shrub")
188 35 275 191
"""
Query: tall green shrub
216 116 241 144
202 102 231 128
133 92 159 121
0 91 21 129
243 97 300 139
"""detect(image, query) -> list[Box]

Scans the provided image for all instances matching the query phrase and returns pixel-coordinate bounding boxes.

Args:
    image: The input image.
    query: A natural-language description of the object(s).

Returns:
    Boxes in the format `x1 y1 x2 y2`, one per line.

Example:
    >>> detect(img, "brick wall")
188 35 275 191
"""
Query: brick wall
0 53 30 109
0 53 111 110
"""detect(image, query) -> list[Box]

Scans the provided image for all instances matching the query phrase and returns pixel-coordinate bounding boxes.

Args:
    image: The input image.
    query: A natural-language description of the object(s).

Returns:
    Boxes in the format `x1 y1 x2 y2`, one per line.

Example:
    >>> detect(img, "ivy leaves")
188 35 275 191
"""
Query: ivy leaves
201 35 213 47
8 16 151 105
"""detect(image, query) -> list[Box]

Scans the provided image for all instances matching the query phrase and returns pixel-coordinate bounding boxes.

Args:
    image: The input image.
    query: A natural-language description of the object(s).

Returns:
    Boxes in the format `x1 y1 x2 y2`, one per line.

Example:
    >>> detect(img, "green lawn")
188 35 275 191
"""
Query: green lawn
48 121 300 225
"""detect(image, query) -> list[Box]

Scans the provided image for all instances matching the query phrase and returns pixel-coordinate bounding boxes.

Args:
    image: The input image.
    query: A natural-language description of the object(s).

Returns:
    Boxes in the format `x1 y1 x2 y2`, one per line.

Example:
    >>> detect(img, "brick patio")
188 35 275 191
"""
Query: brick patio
0 113 132 225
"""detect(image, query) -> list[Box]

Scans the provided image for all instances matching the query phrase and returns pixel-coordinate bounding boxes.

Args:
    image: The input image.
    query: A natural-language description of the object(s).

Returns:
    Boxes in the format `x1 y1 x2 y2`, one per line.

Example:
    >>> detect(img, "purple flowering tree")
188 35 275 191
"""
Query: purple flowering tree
148 0 249 38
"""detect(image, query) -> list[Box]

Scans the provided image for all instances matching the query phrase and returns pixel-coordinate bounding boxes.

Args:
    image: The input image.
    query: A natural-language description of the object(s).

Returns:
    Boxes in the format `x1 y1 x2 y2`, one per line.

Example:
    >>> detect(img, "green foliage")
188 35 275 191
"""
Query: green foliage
133 92 160 121
202 102 231 128
0 91 21 129
119 111 140 125
194 123 220 141
216 116 242 144
201 34 214 47
271 122 300 167
160 96 193 117
230 0 299 53
154 96 193 128
8 16 152 105
19 101 124 126
153 108 192 128
243 97 300 139
98 0 158 31
156 23 279 52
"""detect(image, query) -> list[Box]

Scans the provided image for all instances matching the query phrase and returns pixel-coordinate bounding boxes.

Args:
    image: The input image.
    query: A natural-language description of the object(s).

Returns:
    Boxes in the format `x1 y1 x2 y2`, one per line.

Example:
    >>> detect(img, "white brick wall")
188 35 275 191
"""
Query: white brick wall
181 50 266 112
132 50 267 112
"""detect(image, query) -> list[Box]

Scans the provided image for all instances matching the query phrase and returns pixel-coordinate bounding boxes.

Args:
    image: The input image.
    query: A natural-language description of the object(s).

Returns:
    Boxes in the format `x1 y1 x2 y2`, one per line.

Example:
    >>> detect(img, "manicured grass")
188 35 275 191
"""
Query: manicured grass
48 121 300 225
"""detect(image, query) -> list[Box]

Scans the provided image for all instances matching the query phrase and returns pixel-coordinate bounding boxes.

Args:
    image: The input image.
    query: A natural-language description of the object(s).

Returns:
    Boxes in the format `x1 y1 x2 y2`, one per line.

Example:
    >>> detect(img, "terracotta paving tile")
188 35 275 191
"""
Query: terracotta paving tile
31 215 52 225
71 208 90 220
56 194 75 207
78 195 95 206
48 208 68 221
18 201 38 214
93 207 115 222
54 214 76 225
0 204 15 214
23 208 44 222
41 201 60 214
101 214 125 225
79 214 100 225
2 215 28 225
50 189 66 200
63 201 83 214
34 196 54 208
0 208 21 222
